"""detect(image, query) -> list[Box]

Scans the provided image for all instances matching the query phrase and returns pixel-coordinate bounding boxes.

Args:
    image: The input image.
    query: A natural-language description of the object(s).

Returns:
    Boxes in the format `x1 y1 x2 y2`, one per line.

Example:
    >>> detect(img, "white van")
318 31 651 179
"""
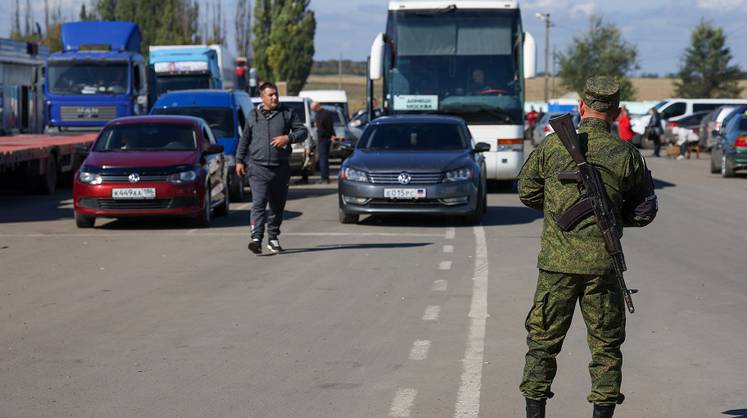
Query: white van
298 90 349 118
631 98 747 147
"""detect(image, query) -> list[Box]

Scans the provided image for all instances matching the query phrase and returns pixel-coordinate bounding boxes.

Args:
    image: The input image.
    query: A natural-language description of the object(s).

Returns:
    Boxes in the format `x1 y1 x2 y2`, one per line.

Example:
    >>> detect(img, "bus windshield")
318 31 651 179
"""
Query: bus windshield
386 9 523 125
48 60 129 95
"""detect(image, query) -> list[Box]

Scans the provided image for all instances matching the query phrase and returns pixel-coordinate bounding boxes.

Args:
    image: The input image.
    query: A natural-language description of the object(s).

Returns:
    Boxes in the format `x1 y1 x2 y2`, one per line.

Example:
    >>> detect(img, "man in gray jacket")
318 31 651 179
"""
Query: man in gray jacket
236 82 308 254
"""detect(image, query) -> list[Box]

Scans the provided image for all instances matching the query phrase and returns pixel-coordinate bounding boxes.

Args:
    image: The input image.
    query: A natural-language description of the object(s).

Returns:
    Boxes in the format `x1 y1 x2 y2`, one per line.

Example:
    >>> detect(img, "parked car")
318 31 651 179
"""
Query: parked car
532 111 580 146
73 115 229 228
151 89 253 201
251 96 315 181
663 111 710 145
338 115 489 225
710 112 747 177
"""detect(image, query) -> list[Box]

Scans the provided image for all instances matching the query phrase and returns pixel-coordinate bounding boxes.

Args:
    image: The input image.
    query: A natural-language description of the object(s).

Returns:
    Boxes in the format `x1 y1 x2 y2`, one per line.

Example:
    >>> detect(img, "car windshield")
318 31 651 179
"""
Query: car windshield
153 107 235 138
359 122 466 151
155 75 211 96
47 60 128 95
94 123 197 152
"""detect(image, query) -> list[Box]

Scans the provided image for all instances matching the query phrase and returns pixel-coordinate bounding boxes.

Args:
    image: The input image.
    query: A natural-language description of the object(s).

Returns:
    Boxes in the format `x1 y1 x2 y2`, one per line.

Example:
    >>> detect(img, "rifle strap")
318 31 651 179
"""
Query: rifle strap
556 197 594 232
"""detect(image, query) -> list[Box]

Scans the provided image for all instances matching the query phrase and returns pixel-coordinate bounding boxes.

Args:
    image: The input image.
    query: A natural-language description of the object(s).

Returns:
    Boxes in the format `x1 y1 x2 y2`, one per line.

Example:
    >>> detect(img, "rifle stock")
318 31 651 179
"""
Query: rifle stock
549 113 637 314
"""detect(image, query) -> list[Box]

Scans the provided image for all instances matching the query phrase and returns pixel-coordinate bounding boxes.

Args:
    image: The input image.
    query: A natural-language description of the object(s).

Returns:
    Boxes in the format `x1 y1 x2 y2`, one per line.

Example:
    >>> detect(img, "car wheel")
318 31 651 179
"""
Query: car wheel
710 149 722 174
463 190 485 225
194 188 212 227
75 212 95 228
214 180 230 217
229 173 245 202
721 155 736 177
338 206 359 224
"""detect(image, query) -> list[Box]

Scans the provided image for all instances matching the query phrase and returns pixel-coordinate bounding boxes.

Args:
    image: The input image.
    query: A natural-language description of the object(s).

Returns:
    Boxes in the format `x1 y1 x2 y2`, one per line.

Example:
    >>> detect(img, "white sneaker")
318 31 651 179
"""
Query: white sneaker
267 239 283 253
676 155 685 160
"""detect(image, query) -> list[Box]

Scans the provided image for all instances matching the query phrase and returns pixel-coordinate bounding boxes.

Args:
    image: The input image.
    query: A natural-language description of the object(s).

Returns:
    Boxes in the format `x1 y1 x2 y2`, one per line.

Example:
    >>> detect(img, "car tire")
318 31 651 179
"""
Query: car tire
721 155 736 178
710 149 722 174
338 207 359 224
229 173 245 202
194 188 212 227
75 212 95 228
463 189 485 225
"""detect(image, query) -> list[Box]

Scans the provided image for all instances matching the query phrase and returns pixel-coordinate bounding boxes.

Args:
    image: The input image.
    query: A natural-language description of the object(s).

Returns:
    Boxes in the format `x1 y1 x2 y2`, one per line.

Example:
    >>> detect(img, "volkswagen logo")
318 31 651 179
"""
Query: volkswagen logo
128 173 141 183
398 172 412 185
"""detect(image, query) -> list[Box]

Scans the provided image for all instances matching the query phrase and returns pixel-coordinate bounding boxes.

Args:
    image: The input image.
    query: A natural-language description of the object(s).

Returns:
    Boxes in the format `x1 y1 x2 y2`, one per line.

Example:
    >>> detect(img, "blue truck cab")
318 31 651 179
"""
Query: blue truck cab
149 45 228 98
151 89 253 201
44 21 151 129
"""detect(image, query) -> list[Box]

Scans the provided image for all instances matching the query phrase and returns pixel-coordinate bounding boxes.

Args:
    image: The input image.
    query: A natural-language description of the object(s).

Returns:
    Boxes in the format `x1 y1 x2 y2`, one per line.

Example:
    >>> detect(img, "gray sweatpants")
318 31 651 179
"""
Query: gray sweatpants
248 163 291 241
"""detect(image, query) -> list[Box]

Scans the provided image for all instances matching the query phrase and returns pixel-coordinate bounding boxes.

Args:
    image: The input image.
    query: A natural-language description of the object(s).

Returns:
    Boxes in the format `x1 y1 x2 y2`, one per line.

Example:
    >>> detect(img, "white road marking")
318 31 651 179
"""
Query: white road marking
445 227 456 239
409 340 431 361
453 226 489 418
236 202 253 210
390 388 417 417
443 245 454 253
439 261 452 270
187 229 198 234
432 280 448 292
0 232 442 239
422 305 441 321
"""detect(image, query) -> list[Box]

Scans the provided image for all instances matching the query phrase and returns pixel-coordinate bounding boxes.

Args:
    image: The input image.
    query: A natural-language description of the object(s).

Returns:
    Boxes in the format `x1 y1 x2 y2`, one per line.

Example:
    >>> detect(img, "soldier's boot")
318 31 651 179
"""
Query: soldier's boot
525 398 546 418
592 404 615 418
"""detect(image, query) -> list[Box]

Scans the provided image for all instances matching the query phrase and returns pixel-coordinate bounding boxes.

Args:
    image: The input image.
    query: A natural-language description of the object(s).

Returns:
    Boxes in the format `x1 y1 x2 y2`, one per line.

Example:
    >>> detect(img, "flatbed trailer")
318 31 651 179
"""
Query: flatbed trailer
0 133 97 194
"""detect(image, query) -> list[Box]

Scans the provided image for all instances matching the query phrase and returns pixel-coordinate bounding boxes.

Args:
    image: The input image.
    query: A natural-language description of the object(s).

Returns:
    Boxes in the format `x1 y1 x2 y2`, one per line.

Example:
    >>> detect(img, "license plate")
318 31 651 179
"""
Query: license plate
112 188 156 200
384 188 426 199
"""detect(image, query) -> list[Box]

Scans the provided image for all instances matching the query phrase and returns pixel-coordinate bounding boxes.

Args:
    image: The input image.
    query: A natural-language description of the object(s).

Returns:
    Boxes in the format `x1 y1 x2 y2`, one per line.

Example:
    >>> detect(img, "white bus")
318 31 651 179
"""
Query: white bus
368 0 536 182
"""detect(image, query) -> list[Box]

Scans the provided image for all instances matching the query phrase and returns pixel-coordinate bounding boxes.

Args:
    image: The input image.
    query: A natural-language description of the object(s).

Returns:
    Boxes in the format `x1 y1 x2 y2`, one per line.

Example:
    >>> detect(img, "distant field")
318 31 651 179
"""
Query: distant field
304 74 747 109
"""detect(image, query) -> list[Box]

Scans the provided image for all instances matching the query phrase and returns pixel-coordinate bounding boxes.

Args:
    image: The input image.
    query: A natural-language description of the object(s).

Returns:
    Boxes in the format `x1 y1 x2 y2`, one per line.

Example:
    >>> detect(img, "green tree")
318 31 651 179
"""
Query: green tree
265 0 316 94
252 0 274 81
674 20 743 98
557 15 639 100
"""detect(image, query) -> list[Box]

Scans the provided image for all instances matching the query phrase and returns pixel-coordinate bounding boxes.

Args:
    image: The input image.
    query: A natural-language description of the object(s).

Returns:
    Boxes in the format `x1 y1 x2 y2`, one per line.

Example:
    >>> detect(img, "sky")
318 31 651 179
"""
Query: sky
4 0 747 76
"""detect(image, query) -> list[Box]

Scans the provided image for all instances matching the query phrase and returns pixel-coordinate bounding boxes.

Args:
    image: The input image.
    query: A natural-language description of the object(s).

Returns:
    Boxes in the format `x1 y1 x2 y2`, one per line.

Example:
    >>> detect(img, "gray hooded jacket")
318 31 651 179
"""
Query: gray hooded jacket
236 104 308 167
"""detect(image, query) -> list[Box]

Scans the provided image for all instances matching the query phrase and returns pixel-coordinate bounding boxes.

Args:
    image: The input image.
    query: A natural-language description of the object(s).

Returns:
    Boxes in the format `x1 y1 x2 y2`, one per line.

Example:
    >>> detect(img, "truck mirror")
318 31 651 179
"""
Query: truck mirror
369 33 385 81
523 32 537 79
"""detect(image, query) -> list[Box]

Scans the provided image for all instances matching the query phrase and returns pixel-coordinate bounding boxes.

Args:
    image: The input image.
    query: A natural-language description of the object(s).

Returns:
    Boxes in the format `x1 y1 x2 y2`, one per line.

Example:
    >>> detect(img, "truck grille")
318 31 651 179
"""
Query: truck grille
60 106 117 122
368 172 443 185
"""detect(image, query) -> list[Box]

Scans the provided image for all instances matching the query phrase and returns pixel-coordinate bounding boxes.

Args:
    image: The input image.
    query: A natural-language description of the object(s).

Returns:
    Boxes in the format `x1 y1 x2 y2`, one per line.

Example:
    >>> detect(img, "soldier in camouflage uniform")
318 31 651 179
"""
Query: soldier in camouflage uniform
518 76 658 418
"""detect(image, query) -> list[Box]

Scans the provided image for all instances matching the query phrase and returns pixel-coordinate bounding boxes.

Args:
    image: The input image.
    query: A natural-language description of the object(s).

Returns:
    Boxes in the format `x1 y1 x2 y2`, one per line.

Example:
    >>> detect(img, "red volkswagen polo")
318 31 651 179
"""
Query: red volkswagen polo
73 115 229 228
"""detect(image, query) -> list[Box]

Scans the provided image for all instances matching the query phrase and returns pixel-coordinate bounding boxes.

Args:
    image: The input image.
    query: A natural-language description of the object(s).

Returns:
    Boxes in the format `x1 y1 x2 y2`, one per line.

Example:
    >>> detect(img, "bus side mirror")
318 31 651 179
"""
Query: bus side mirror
369 33 385 80
523 32 537 79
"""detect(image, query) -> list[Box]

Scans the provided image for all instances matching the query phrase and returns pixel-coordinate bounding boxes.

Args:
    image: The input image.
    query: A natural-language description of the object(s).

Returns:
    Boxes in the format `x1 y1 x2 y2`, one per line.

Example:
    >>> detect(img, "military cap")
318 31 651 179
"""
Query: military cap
582 76 620 113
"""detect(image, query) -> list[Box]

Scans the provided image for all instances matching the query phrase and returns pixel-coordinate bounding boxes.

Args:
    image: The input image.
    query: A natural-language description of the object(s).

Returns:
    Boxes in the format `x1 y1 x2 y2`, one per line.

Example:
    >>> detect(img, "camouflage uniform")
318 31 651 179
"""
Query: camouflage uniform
518 77 657 406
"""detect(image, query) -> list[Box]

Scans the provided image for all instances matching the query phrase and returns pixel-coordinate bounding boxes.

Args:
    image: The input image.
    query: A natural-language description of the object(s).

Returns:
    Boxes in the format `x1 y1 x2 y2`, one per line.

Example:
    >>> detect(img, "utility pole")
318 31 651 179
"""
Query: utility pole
535 13 551 104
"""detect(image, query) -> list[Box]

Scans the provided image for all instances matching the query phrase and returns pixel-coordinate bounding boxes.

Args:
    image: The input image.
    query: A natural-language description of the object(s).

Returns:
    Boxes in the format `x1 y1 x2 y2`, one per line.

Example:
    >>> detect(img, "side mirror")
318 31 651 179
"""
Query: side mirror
369 33 386 80
204 143 224 155
523 32 537 79
474 142 491 153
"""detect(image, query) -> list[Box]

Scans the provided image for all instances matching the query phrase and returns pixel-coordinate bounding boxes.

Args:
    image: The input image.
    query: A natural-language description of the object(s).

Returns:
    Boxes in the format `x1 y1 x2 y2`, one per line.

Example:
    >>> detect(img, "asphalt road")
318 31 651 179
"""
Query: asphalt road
0 155 745 418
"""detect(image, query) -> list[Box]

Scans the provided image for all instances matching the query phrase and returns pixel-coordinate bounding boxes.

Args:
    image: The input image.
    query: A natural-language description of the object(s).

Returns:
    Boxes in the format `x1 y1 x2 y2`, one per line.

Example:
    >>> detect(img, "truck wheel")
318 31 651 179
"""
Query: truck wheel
75 212 95 228
36 156 57 195
229 173 245 202
338 207 359 224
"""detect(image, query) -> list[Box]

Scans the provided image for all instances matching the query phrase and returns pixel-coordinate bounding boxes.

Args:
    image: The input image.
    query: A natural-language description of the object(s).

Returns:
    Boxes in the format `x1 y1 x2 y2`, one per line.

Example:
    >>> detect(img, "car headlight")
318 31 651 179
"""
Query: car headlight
340 167 368 182
444 167 473 182
78 171 102 185
167 169 199 184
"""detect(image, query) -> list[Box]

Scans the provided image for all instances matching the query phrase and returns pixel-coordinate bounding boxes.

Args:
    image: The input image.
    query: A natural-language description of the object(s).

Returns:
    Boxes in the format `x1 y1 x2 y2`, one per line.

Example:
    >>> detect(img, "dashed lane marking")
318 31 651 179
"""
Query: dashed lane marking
445 227 456 239
409 340 431 361
439 261 453 270
422 305 441 321
389 388 417 417
443 245 454 253
453 226 489 418
432 280 448 292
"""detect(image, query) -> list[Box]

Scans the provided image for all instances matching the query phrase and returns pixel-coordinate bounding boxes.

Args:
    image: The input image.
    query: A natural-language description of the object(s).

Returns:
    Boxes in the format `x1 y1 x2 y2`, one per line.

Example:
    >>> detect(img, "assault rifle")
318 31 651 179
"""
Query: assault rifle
549 113 637 313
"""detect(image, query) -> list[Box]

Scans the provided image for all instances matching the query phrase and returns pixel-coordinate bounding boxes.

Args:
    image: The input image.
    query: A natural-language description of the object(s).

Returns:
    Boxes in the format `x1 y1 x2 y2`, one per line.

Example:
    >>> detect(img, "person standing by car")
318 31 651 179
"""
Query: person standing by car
236 82 308 254
645 106 663 157
311 101 336 184
526 106 539 140
617 106 635 142
518 76 657 418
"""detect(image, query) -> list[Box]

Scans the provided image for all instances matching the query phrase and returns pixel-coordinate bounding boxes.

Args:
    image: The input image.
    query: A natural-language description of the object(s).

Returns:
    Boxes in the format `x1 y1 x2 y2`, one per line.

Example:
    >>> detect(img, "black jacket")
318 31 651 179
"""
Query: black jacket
236 104 308 166
315 108 336 141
